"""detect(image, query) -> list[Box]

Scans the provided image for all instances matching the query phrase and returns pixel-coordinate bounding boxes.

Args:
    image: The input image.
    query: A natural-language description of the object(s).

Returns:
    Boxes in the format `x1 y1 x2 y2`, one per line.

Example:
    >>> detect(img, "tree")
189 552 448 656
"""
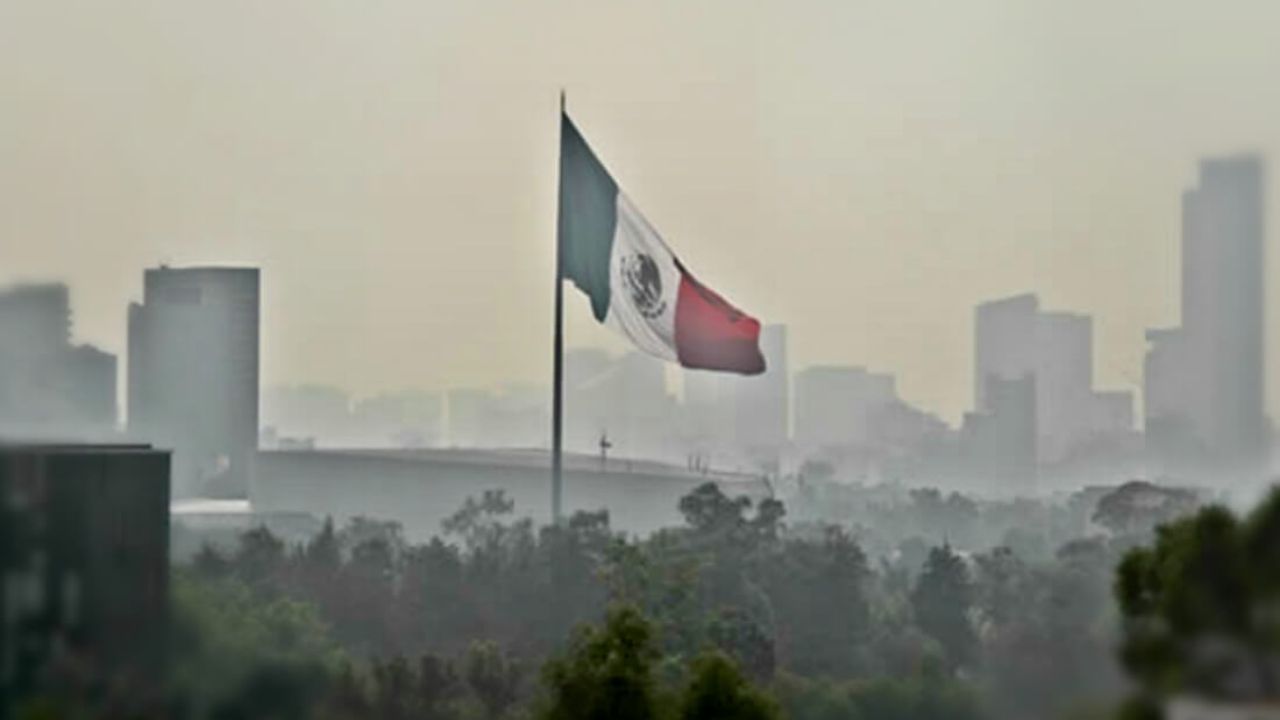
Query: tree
1093 481 1199 539
764 527 870 678
538 606 665 720
972 546 1027 629
1114 492 1280 705
911 545 976 672
707 608 776 683
168 570 344 717
417 654 462 720
678 653 781 720
465 641 522 720
300 517 342 586
232 526 286 592
371 656 416 720
332 535 398 656
680 482 753 539
774 669 984 720
443 489 517 556
976 541 1123 720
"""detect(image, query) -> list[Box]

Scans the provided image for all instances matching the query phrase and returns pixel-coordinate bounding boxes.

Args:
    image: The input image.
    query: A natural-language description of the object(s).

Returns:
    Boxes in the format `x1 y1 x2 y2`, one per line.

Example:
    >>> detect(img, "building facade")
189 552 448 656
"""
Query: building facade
252 447 769 540
0 443 170 712
961 374 1037 489
0 283 118 440
975 294 1126 467
794 365 897 450
1146 156 1267 469
128 266 260 498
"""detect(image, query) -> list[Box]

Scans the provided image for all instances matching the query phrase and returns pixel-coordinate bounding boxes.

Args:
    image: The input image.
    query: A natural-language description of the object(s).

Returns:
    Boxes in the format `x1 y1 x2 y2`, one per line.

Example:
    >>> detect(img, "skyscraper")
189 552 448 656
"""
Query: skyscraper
128 267 260 498
973 294 1124 467
974 294 1095 465
1184 156 1267 457
960 374 1037 488
1145 156 1267 467
974 294 1039 416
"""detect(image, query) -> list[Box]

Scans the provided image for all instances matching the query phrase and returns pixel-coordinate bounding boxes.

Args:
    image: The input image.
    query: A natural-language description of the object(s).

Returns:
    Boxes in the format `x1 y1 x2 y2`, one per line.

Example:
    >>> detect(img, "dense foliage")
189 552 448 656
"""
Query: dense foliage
1115 487 1280 711
20 477 1244 719
155 480 1145 719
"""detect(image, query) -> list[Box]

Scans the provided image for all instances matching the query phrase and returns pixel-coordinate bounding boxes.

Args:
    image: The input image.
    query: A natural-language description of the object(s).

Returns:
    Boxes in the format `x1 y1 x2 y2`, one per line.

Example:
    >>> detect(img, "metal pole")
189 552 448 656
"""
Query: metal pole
551 89 566 524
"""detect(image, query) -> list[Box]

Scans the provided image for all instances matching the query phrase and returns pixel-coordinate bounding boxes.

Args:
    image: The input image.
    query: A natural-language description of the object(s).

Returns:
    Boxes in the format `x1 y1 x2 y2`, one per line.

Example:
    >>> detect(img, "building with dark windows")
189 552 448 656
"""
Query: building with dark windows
0 283 118 440
0 443 170 714
128 266 260 498
1146 156 1267 471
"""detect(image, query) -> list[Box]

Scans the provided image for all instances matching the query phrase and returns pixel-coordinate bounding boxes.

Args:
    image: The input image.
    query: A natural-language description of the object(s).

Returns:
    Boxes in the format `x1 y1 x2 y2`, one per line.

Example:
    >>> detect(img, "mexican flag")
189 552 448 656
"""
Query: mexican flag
557 112 766 375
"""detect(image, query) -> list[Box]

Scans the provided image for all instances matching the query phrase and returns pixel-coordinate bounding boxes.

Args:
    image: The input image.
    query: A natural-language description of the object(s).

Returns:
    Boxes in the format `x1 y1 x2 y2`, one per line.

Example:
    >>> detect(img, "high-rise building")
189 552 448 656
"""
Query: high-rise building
961 374 1037 488
0 283 117 439
128 267 259 498
1144 327 1196 463
974 294 1098 465
1145 156 1267 467
1036 311 1094 463
1 443 170 711
974 294 1039 414
1091 391 1135 437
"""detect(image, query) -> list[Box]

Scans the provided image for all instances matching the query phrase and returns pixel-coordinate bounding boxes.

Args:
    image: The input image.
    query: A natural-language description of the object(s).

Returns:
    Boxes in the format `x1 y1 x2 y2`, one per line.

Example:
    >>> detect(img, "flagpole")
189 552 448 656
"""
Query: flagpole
551 89 566 525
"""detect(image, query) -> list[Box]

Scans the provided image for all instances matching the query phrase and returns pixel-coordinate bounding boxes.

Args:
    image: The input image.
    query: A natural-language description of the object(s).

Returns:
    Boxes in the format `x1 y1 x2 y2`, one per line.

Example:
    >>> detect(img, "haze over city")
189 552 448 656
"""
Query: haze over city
6 3 1280 719
4 0 1280 422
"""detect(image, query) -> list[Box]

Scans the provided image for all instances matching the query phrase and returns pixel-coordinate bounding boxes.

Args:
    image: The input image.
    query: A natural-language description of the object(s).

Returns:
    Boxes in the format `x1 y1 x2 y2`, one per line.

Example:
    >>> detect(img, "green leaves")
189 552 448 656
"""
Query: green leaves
679 653 781 720
1114 487 1280 703
539 606 664 720
911 545 976 673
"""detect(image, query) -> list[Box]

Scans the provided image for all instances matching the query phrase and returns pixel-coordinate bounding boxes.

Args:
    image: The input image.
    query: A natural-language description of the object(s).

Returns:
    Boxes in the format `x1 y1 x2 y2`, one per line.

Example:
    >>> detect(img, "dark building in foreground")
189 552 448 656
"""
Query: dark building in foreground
128 266 260 498
0 443 170 711
253 448 770 540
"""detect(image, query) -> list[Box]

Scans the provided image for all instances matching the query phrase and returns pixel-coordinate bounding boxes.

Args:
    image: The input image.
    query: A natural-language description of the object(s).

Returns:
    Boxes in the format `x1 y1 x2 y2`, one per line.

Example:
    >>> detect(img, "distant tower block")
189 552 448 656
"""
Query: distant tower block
128 266 260 498
1145 156 1267 469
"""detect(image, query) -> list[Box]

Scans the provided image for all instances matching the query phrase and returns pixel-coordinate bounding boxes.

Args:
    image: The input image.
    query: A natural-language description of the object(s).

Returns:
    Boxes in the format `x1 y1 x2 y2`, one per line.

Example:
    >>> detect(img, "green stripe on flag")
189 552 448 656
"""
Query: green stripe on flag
558 114 618 322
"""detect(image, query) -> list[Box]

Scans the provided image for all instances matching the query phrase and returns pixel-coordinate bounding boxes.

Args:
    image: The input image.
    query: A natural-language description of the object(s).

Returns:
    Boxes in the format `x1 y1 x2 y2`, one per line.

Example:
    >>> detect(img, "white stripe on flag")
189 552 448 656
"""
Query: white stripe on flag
604 193 681 362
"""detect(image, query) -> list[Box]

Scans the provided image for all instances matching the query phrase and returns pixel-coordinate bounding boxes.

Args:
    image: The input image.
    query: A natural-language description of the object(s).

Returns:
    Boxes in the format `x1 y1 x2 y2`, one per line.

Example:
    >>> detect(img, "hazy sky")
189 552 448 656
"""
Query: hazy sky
3 0 1278 423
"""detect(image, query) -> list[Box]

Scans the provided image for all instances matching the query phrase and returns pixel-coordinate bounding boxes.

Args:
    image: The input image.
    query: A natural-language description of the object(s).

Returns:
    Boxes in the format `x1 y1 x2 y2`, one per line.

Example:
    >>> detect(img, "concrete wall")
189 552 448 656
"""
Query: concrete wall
252 450 769 541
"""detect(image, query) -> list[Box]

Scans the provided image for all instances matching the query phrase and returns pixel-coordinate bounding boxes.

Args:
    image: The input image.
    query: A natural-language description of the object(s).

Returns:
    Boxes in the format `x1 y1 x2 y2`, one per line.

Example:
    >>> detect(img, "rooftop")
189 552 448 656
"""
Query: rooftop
259 446 762 485
0 441 160 454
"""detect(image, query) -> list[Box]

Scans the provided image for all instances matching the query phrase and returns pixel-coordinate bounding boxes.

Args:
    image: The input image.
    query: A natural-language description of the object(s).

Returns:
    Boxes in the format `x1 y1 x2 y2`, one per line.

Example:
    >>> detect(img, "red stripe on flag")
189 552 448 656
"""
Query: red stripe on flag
673 270 765 375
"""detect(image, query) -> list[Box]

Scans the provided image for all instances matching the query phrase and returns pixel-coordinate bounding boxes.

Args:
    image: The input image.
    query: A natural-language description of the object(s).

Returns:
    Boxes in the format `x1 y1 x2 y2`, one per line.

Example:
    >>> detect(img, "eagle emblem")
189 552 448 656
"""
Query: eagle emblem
620 253 667 319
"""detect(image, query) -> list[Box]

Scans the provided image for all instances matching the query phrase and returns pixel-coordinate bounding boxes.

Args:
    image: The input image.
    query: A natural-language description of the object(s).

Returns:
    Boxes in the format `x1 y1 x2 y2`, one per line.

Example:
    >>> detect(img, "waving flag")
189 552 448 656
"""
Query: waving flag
557 113 765 375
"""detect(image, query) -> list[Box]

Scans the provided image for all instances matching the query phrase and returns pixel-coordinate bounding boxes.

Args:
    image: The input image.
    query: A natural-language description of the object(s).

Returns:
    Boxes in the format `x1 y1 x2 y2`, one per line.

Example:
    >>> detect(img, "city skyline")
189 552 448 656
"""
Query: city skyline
3 2 1280 423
